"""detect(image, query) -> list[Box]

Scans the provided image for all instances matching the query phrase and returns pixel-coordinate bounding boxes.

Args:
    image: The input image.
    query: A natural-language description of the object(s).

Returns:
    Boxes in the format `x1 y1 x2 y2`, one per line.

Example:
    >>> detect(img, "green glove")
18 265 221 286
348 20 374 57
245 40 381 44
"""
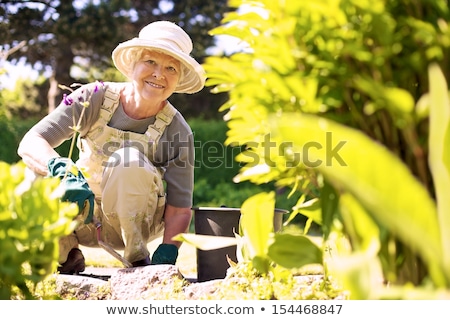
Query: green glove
151 244 179 265
47 157 94 224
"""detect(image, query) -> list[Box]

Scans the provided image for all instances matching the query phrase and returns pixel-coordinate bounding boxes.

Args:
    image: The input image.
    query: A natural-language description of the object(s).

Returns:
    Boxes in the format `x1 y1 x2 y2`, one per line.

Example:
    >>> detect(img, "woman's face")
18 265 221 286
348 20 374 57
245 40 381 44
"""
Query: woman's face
131 50 181 103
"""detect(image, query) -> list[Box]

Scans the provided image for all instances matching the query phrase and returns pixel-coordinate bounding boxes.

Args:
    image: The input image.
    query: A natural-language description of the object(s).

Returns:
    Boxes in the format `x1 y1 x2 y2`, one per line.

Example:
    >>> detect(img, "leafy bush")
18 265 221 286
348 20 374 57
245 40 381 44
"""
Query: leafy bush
0 114 39 164
203 0 450 298
0 161 77 299
0 78 43 119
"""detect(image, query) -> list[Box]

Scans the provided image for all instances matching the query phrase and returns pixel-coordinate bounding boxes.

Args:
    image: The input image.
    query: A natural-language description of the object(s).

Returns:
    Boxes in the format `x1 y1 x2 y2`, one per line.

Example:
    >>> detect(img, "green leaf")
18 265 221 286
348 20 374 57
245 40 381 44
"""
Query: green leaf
354 76 414 126
320 180 339 240
268 233 322 269
428 63 450 275
288 197 322 226
171 233 237 251
269 113 445 285
339 192 380 252
240 191 275 257
251 255 271 275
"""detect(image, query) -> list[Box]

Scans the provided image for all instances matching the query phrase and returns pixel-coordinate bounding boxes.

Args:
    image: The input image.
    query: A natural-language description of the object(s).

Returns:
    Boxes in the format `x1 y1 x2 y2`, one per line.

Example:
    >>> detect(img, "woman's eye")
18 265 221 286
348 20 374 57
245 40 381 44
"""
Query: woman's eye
167 66 177 73
145 59 156 65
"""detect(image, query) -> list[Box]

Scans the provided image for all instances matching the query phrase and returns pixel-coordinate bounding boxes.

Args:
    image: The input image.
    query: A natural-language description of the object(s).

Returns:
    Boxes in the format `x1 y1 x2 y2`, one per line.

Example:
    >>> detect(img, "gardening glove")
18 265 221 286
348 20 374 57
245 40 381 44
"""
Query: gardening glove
150 244 179 265
47 157 94 224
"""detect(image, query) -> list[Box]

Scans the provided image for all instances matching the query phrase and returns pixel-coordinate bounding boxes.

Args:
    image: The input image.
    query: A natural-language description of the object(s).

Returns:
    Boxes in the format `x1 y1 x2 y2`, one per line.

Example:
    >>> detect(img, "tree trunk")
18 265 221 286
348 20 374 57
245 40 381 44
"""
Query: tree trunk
47 73 58 113
46 38 75 114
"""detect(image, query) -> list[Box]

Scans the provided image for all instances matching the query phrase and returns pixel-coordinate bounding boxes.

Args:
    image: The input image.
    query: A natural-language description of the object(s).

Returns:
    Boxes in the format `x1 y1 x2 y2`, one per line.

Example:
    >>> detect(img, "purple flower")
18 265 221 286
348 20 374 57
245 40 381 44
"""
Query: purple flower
63 94 73 106
94 81 104 93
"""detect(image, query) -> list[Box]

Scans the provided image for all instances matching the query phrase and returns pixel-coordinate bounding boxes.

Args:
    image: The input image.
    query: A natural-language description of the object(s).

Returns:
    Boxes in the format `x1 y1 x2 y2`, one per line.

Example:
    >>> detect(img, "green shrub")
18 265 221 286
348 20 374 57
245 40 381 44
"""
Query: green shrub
0 161 77 299
203 0 450 299
0 114 38 164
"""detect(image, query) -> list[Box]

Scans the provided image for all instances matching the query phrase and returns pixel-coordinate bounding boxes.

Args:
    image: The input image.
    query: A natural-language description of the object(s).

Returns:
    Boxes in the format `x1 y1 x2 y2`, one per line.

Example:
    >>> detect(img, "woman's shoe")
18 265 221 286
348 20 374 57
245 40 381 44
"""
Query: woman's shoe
57 248 85 274
131 256 151 267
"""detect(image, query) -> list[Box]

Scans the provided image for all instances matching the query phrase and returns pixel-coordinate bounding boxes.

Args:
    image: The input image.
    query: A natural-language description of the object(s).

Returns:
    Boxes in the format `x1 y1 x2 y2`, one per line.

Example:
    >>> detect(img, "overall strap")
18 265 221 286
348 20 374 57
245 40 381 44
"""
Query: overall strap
145 102 177 151
100 85 121 119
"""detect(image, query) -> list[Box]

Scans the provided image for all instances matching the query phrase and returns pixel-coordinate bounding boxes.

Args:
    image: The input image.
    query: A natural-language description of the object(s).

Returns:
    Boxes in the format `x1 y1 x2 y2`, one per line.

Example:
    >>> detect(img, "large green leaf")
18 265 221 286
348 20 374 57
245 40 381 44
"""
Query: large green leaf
268 233 322 269
338 192 380 252
240 192 275 257
428 63 450 274
269 113 445 285
172 233 237 251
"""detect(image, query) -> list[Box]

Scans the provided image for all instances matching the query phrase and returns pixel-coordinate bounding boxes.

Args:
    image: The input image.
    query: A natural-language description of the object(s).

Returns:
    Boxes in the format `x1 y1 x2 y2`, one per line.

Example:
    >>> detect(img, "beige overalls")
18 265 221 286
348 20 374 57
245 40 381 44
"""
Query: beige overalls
59 84 177 264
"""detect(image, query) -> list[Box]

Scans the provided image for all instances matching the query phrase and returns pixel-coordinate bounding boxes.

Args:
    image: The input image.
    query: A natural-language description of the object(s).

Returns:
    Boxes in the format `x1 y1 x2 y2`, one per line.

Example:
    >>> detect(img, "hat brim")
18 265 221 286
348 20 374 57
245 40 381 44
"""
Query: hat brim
112 38 206 94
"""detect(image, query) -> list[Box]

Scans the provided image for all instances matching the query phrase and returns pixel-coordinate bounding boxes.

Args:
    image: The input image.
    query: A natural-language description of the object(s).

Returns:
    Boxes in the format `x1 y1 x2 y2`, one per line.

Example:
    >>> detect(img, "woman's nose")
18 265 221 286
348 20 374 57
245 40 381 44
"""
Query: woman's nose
152 66 165 79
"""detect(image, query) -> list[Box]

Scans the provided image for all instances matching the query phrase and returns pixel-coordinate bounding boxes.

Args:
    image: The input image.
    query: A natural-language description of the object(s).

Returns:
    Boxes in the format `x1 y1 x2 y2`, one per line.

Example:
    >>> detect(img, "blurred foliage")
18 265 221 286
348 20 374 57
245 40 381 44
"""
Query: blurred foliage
203 0 450 299
0 114 39 165
0 77 48 118
207 0 450 195
0 161 77 299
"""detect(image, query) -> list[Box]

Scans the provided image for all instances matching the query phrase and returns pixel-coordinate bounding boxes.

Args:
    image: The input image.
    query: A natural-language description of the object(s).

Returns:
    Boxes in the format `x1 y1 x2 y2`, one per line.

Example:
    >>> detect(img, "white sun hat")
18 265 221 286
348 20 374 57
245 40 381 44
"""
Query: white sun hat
112 21 206 94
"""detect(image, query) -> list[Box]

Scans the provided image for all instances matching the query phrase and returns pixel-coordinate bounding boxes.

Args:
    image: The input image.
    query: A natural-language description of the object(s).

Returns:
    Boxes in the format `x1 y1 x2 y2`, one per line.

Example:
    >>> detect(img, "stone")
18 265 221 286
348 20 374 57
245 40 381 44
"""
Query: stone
54 274 111 300
109 265 184 300
183 279 221 299
54 265 222 300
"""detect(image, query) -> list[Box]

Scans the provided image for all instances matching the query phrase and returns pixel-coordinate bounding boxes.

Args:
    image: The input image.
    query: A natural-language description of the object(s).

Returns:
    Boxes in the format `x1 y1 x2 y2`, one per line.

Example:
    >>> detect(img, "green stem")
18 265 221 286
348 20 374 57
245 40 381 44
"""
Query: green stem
63 98 88 180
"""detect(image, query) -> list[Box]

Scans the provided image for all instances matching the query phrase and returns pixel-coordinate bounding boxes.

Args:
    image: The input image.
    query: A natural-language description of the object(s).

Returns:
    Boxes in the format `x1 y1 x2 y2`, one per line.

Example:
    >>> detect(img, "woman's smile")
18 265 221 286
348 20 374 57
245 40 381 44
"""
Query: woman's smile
145 79 165 89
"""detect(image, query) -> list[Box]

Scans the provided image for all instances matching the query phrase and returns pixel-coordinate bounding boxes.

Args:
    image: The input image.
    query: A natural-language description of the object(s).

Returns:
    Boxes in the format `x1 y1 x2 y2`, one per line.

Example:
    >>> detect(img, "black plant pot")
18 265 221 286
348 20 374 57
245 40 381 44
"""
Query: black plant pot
193 207 287 282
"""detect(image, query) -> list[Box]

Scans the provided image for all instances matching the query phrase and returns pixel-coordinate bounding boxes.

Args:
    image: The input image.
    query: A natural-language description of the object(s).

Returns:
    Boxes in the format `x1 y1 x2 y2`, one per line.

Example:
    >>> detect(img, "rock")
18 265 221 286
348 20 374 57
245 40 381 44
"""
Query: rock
55 274 111 300
53 266 334 300
109 265 183 300
55 265 224 300
183 279 221 300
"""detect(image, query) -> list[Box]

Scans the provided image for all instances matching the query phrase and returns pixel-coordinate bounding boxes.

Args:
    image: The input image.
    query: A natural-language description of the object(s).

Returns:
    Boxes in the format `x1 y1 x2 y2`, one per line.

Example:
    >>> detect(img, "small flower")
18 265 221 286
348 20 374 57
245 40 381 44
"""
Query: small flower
69 125 81 132
94 81 104 92
63 93 74 106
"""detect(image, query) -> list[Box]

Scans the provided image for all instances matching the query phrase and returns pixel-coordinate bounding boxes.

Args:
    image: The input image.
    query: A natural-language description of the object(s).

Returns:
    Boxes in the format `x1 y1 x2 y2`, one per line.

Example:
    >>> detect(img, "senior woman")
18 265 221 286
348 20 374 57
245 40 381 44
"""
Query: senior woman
18 21 205 274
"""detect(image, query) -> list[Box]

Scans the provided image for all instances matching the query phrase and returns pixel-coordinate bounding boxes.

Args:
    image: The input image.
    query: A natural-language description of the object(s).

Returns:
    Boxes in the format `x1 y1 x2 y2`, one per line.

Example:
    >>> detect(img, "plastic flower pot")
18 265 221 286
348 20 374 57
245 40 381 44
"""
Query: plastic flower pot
193 206 288 282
